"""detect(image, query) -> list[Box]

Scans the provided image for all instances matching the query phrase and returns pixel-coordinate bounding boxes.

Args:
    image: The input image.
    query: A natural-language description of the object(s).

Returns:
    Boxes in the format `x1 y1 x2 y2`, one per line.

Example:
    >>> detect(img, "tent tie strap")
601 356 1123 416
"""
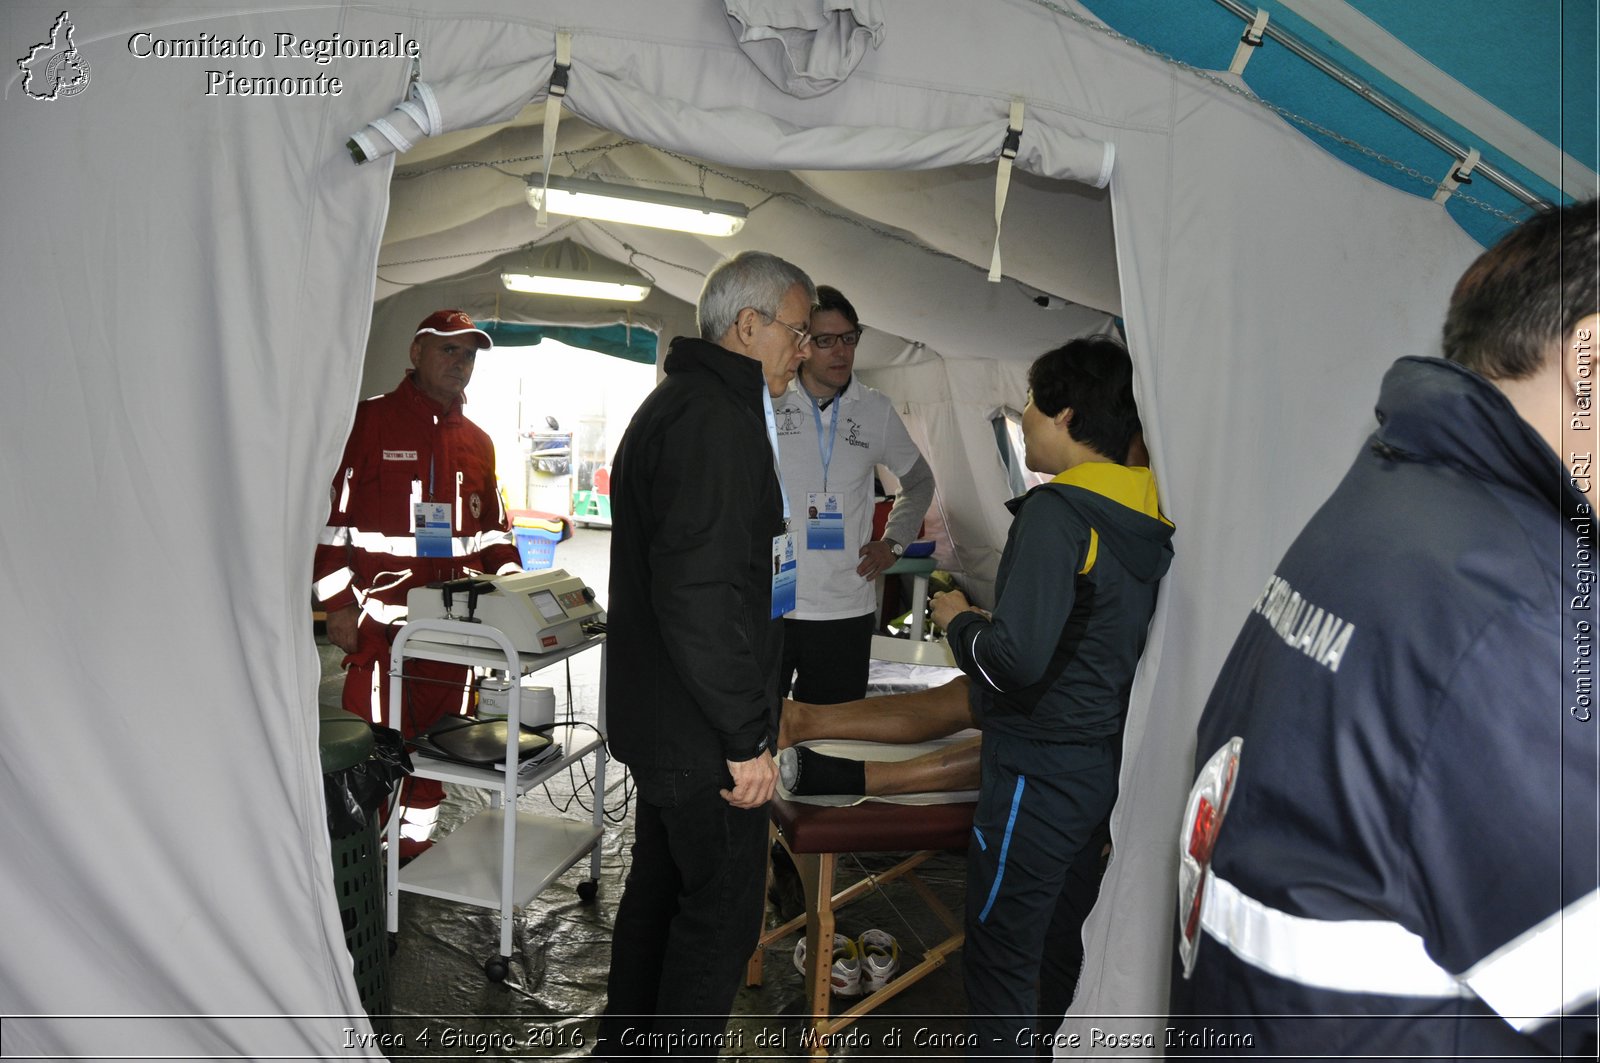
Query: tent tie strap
348 78 440 162
395 80 441 142
1433 147 1481 205
536 31 575 227
368 117 412 155
1228 9 1270 76
988 97 1025 283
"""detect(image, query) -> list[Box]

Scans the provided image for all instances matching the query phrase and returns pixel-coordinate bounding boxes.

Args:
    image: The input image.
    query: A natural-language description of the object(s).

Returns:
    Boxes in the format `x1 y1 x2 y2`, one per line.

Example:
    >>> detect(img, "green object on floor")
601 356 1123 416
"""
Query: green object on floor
318 713 390 1032
572 489 611 520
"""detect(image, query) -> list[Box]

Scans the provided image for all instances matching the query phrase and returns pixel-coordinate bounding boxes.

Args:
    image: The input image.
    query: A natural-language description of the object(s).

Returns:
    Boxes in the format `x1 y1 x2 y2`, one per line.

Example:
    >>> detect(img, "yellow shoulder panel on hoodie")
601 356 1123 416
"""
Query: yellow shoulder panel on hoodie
1051 463 1172 526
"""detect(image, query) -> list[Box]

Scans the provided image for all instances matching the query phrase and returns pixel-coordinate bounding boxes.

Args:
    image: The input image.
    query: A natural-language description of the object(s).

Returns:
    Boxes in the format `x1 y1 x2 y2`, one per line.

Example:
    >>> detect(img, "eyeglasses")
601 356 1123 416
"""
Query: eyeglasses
758 310 811 347
811 330 861 350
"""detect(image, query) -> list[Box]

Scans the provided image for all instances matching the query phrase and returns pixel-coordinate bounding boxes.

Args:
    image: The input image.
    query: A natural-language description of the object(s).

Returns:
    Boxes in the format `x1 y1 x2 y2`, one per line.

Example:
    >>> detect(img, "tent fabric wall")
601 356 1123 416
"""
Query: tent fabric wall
3 0 1489 1056
1080 70 1484 1045
0 2 409 1056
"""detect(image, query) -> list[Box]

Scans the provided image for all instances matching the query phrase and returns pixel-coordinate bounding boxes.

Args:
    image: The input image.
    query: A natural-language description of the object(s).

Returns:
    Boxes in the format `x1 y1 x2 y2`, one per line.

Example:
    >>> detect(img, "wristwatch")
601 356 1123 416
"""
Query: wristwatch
884 539 905 557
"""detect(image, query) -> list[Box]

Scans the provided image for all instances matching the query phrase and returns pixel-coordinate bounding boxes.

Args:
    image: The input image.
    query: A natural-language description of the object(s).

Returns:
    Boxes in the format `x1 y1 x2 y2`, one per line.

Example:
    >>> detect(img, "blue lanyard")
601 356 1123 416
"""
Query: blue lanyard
807 388 840 493
761 387 792 524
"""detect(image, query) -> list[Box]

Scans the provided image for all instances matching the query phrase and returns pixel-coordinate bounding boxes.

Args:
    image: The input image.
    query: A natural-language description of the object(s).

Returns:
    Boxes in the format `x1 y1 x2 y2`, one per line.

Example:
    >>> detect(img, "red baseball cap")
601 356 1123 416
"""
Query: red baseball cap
414 309 492 349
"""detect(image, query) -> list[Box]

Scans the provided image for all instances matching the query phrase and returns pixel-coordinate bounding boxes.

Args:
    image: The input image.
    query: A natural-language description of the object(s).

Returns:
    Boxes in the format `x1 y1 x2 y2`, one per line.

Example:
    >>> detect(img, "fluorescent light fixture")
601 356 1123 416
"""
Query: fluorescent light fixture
501 272 651 301
526 175 748 237
500 240 653 302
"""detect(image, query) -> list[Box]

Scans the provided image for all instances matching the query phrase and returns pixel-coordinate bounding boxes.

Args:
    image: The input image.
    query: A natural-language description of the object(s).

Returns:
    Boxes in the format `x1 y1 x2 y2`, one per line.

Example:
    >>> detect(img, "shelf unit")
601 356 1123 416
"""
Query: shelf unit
385 619 607 980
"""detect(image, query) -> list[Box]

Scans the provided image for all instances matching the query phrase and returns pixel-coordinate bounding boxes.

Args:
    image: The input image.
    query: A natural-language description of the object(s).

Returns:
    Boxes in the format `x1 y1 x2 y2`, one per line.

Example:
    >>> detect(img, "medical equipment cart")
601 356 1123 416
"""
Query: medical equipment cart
385 618 607 982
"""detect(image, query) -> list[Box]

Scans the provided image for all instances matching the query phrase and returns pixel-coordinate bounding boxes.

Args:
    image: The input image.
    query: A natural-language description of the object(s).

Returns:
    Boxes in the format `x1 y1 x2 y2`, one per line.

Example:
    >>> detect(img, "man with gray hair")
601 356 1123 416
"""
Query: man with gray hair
598 251 815 1057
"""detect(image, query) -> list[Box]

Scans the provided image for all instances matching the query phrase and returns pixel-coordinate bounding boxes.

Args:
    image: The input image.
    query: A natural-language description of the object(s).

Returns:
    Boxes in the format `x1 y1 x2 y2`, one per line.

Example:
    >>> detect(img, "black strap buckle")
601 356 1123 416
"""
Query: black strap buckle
1001 125 1022 161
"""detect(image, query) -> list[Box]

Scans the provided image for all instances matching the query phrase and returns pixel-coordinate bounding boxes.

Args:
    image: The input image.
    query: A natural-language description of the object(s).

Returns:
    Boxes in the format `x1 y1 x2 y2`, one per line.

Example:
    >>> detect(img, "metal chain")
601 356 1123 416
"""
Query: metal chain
391 140 636 179
648 145 994 275
377 219 578 269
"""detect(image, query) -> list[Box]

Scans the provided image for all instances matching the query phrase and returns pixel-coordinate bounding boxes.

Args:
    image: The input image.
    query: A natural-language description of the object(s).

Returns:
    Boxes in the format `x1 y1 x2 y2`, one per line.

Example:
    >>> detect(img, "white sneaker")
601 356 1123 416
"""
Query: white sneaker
792 933 862 997
857 929 901 993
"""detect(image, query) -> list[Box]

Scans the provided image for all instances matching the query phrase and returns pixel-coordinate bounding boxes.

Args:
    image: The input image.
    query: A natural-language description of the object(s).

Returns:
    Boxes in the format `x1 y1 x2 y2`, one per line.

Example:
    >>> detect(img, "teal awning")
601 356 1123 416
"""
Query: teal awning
481 322 658 364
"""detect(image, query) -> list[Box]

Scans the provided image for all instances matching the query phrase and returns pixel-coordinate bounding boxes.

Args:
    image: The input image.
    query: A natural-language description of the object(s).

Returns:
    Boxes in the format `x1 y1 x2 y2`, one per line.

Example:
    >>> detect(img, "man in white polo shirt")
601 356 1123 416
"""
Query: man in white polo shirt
774 285 935 704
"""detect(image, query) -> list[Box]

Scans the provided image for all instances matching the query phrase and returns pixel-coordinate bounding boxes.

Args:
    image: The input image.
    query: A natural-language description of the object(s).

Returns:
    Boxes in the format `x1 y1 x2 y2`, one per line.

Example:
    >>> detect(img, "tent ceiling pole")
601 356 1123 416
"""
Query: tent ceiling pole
1210 0 1551 211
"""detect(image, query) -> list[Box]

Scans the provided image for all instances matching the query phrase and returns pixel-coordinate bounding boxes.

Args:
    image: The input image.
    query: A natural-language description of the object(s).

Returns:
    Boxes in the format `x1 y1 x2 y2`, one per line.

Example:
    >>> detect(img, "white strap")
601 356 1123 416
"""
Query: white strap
1460 888 1599 1033
369 117 413 155
536 31 573 227
395 98 428 133
1200 873 1471 999
1433 147 1481 205
988 97 1024 283
1229 9 1270 76
1202 873 1600 1032
410 79 441 133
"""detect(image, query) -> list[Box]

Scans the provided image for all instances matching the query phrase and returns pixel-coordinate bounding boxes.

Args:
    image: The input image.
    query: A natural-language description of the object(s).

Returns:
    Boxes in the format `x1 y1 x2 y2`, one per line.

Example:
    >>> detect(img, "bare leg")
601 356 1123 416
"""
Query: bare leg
862 735 982 796
779 676 975 749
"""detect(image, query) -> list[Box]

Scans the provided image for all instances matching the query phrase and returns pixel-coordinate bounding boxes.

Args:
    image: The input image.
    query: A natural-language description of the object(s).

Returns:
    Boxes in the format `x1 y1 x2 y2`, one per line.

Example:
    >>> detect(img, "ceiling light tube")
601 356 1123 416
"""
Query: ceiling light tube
526 175 748 237
501 239 654 302
501 270 651 302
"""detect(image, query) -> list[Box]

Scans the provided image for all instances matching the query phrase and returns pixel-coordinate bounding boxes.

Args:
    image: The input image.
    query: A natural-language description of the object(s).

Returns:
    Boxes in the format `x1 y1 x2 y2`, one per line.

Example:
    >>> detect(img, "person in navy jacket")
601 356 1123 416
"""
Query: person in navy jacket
1169 202 1599 1058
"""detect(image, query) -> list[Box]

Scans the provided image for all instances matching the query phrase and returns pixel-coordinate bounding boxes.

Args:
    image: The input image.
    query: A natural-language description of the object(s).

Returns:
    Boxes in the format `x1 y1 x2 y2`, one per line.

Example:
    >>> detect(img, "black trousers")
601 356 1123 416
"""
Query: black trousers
596 767 769 1061
779 612 876 704
963 734 1118 1058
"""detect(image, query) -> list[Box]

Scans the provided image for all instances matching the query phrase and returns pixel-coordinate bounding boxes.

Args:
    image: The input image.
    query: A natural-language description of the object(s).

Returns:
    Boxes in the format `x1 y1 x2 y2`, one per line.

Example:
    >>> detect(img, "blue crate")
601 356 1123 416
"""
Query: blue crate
514 527 562 571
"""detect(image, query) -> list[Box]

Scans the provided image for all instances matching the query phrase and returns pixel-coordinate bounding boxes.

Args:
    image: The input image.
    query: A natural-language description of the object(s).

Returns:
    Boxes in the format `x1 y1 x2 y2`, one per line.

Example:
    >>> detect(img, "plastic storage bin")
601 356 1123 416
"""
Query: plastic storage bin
319 710 393 1032
514 526 562 570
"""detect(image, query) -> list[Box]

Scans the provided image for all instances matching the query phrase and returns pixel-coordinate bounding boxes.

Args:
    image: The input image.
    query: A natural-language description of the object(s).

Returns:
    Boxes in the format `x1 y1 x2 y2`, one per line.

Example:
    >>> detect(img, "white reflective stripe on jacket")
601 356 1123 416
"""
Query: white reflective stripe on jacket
1201 874 1600 1031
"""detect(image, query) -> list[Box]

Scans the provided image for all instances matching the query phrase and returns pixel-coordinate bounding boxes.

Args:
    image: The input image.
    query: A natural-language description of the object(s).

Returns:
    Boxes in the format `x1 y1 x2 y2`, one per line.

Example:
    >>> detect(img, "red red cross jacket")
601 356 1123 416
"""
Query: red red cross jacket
313 372 520 629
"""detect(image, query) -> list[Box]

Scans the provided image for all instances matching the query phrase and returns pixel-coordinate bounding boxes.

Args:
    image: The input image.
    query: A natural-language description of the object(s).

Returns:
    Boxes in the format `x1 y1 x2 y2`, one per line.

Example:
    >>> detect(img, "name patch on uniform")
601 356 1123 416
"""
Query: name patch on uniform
1249 575 1355 673
383 450 417 461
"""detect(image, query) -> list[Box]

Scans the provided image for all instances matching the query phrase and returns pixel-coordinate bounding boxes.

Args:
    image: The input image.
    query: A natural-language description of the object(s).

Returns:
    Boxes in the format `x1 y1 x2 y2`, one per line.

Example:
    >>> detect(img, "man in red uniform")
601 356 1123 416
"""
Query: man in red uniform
313 310 522 859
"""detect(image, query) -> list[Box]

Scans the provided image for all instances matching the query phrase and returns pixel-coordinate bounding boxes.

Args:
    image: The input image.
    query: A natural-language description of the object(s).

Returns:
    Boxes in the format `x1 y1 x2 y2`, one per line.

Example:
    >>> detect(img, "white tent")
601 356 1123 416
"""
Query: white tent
1 1 1489 1056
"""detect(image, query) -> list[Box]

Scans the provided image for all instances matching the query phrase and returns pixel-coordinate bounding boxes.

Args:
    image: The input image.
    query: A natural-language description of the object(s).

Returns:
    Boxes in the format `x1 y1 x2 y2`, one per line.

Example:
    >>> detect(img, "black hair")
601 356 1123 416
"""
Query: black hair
813 285 860 330
1442 200 1598 379
1028 336 1141 462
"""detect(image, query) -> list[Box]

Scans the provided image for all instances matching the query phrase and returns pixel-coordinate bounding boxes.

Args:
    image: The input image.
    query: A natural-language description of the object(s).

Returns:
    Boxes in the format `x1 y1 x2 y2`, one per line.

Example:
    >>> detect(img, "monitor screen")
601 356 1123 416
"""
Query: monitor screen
529 589 566 622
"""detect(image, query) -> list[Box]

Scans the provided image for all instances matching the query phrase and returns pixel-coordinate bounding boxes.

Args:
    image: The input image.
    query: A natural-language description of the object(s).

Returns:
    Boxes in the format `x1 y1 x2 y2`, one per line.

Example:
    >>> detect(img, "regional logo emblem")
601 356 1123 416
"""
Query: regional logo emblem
18 11 91 101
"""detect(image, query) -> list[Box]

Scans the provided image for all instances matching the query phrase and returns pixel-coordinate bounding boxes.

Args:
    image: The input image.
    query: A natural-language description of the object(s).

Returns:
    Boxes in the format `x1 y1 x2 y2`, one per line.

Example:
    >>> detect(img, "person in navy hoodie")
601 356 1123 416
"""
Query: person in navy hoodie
930 337 1174 1056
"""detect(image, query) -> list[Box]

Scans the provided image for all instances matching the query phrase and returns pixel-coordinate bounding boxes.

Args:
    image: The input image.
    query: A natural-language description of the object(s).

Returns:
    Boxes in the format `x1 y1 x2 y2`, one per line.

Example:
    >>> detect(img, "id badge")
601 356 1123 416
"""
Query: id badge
414 501 453 558
771 532 798 618
805 492 845 551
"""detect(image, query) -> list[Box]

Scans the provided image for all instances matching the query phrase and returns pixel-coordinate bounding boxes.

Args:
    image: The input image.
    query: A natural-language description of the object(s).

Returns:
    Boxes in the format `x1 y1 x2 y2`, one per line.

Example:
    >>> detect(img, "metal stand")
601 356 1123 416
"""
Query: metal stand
385 619 607 980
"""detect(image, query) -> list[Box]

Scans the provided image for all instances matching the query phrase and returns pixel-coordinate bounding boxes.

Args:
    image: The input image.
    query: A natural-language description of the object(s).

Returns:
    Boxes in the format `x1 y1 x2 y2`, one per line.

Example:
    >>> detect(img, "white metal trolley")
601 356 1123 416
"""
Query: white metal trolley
385 618 607 981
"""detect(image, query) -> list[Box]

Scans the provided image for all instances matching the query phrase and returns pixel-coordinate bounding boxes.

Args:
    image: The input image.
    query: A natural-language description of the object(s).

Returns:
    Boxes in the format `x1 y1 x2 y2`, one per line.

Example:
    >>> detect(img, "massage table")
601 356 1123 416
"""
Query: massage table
746 738 977 1057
